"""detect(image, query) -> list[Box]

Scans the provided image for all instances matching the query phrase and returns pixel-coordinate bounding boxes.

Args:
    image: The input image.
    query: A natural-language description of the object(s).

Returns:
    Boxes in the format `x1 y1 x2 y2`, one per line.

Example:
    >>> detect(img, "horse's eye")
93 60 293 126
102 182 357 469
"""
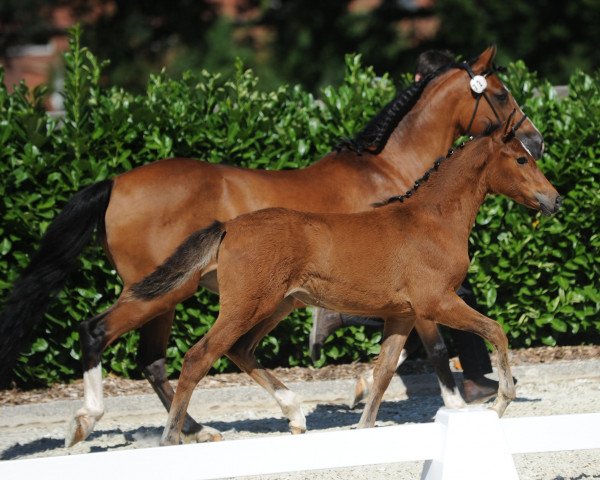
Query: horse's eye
517 156 528 165
495 92 509 103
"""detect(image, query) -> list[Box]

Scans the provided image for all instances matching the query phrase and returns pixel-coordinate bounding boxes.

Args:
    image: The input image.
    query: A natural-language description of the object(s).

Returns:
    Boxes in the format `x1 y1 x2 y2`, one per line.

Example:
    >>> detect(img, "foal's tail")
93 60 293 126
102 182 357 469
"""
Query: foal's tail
0 180 113 386
130 221 226 301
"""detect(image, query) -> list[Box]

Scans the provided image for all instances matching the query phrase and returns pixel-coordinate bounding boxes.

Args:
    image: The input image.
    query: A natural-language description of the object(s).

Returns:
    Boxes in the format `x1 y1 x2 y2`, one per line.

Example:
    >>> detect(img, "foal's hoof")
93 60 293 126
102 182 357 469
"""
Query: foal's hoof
289 424 306 435
182 425 223 444
65 414 96 447
349 376 369 409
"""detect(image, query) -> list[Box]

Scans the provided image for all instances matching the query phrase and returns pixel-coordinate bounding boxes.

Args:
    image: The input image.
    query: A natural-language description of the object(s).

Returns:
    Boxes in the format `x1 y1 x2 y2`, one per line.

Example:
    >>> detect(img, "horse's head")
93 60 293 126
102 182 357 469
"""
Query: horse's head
444 46 545 160
485 113 560 215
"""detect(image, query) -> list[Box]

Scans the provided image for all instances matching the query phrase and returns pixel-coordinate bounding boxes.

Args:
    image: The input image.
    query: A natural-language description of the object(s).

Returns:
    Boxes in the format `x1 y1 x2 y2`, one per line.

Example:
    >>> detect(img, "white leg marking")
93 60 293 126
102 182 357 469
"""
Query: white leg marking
396 349 409 369
274 388 306 433
439 382 467 408
77 363 105 418
66 363 105 447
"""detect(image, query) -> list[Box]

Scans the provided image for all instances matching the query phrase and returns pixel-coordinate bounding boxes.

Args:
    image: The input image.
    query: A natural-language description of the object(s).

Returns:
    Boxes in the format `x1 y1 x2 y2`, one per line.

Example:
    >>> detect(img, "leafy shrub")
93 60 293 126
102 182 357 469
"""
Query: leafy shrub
0 29 598 385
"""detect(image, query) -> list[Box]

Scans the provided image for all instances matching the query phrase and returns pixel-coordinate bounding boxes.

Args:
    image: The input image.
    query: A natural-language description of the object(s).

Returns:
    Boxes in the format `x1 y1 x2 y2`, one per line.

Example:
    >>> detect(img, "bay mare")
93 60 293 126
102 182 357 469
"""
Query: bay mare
128 116 560 445
0 47 544 445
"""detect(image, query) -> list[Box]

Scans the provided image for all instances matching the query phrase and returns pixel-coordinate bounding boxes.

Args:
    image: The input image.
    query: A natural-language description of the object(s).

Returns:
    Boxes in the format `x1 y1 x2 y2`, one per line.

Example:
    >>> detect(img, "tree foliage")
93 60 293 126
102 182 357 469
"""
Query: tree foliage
0 33 598 386
4 0 599 91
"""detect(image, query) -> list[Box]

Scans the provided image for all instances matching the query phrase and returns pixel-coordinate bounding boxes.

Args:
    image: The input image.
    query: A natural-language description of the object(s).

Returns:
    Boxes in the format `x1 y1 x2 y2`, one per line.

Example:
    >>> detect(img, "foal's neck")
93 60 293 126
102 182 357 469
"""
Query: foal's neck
413 139 492 242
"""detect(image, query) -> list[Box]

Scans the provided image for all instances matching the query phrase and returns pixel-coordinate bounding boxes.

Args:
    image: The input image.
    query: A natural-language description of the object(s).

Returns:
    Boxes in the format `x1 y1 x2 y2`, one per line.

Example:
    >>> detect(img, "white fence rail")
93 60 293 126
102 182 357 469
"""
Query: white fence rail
1 408 599 480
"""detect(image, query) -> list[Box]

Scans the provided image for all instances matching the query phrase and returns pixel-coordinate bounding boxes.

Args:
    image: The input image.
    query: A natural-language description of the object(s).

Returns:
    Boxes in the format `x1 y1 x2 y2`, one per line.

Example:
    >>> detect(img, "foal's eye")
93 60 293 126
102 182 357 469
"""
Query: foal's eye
516 156 528 165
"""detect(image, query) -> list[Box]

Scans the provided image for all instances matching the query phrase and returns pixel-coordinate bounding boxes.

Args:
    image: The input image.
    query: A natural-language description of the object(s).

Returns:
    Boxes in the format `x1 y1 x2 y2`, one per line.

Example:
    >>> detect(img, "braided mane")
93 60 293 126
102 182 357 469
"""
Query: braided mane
374 122 503 208
335 63 458 155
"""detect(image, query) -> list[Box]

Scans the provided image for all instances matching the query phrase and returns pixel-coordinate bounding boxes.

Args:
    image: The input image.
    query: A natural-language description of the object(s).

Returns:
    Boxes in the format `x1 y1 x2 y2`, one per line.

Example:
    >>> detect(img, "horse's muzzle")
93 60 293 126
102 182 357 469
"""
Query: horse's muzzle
536 193 562 216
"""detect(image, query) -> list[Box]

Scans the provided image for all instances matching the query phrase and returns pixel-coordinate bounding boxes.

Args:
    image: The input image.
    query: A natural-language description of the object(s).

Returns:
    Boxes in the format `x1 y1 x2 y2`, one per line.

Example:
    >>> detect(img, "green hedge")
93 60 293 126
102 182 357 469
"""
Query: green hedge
1 29 598 385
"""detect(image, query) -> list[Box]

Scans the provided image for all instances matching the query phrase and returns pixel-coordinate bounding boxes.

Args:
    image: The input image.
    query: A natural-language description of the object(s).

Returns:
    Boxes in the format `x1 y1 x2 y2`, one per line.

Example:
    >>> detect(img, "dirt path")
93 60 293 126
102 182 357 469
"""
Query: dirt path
1 351 599 479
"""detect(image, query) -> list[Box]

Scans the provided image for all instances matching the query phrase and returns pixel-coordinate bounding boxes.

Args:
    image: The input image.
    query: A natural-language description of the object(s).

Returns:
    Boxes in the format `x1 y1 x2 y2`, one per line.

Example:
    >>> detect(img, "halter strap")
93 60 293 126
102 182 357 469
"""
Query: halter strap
458 62 503 135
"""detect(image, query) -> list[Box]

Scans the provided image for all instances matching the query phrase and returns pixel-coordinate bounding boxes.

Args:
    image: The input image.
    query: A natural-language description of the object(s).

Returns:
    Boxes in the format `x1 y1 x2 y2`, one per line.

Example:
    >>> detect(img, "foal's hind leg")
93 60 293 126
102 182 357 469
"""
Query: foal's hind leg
226 299 306 434
358 317 415 428
161 296 289 446
138 310 221 443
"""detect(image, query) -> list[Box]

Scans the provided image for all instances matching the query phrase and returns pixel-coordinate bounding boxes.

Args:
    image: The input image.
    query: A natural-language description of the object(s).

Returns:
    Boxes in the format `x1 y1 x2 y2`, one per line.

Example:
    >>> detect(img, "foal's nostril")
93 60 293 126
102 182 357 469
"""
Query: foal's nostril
555 195 563 212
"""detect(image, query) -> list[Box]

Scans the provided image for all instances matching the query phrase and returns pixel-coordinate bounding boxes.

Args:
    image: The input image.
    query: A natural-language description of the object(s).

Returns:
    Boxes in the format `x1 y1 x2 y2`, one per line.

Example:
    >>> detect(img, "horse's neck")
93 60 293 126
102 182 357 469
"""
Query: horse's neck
377 88 460 185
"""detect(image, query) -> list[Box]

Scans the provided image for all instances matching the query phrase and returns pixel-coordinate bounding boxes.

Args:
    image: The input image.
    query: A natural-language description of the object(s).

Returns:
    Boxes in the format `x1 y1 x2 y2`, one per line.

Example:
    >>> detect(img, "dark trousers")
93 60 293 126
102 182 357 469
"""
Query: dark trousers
453 279 492 380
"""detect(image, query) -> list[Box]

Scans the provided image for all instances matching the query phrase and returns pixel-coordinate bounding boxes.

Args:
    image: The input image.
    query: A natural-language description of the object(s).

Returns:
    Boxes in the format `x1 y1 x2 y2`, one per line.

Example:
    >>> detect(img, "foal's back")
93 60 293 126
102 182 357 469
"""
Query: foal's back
217 205 440 317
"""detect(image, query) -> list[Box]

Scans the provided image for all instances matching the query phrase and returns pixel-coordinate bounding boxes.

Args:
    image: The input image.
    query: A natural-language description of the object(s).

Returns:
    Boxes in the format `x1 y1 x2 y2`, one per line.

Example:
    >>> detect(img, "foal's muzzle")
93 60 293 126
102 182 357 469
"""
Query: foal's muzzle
536 193 562 216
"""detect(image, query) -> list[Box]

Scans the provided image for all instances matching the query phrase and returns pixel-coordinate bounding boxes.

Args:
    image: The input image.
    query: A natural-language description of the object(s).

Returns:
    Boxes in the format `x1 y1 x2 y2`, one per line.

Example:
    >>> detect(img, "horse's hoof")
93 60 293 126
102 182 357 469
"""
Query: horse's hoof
65 414 96 447
349 376 369 409
182 425 223 444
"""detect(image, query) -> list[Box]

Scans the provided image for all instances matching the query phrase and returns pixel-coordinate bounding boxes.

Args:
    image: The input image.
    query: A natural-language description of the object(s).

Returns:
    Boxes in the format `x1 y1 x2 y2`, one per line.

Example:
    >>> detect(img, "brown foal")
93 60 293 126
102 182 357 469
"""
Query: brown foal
0 47 544 446
124 115 560 445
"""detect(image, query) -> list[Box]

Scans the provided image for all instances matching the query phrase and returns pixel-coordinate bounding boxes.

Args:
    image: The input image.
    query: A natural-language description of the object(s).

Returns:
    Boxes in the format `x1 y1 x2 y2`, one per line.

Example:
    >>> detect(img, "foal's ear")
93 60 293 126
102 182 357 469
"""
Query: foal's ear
472 45 497 73
502 109 517 138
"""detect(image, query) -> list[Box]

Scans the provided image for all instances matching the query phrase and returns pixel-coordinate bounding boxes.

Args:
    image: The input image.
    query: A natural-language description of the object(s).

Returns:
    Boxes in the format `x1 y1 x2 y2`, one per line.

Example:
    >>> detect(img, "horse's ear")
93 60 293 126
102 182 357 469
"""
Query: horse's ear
472 45 497 73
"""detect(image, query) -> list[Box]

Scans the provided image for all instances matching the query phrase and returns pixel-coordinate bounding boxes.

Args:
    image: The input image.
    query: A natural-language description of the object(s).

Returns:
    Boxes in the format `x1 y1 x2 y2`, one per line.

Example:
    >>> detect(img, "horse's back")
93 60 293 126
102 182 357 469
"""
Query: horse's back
106 158 232 282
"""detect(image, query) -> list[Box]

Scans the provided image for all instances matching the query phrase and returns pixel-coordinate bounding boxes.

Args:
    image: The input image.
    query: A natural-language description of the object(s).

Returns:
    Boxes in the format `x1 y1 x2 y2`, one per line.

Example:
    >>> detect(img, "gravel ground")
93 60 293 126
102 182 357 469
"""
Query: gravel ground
1 349 599 479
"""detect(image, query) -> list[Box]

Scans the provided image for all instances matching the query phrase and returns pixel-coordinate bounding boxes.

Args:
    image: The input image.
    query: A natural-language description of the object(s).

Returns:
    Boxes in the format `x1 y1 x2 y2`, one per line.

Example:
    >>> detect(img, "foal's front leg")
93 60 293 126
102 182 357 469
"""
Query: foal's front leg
358 317 415 428
426 294 516 416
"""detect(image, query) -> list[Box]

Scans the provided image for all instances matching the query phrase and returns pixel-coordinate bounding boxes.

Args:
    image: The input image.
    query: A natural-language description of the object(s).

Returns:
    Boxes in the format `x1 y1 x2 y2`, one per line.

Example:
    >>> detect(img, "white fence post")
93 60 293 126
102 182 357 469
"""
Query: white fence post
423 407 518 480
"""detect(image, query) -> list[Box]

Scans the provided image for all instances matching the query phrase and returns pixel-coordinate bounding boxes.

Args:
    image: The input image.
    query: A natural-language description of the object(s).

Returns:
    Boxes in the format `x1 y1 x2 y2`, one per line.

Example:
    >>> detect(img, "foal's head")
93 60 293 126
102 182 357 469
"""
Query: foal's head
437 46 544 159
485 114 561 215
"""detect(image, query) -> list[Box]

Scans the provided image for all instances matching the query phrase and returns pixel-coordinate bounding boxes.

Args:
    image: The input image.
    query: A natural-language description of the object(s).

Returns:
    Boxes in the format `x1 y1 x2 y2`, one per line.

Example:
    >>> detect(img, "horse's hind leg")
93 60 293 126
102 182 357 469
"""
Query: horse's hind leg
358 316 415 428
414 319 465 408
350 331 419 409
138 310 221 443
66 294 196 447
65 309 112 447
226 299 306 434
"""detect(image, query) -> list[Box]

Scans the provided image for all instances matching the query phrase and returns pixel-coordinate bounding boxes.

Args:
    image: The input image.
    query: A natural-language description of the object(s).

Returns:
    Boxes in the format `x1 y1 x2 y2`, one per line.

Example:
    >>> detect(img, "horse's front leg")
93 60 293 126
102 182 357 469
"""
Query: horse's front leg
139 311 221 443
358 316 415 428
413 318 466 408
425 294 516 416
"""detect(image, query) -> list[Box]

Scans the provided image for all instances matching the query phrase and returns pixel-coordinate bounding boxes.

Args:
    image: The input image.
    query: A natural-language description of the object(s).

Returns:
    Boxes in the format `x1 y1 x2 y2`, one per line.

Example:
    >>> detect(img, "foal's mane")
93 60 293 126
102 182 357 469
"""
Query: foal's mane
335 62 462 155
374 122 502 208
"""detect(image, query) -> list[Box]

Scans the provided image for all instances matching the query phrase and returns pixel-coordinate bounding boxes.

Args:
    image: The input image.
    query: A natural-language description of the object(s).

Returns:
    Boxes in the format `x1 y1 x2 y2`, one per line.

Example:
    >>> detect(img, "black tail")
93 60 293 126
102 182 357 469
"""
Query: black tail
0 180 113 386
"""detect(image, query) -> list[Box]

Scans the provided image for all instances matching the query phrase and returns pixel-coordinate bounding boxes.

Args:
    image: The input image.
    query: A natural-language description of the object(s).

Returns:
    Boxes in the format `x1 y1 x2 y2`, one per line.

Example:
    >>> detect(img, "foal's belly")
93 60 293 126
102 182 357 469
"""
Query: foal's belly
290 286 413 318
